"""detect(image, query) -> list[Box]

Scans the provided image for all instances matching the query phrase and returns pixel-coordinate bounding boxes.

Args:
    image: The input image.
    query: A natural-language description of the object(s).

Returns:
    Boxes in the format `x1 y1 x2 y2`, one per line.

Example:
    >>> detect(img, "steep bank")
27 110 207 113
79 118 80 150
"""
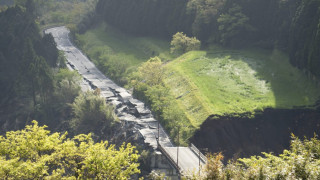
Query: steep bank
190 107 320 161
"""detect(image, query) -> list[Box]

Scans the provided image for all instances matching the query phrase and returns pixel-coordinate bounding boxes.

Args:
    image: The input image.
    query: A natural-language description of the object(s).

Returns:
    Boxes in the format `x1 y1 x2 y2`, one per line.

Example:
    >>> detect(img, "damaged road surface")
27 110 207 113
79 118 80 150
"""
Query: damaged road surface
45 27 173 149
46 27 207 176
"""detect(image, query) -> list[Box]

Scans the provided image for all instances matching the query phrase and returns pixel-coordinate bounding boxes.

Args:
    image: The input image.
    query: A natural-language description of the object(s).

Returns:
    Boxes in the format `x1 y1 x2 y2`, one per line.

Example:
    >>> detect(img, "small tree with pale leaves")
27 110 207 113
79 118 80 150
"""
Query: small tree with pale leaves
170 32 201 55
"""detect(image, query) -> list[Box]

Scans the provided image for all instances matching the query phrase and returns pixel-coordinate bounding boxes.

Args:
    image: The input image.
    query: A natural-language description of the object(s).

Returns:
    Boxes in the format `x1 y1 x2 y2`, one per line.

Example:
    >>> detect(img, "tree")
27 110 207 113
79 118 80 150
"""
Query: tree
0 121 140 179
170 32 201 54
39 34 58 67
187 0 226 40
129 56 190 145
24 41 54 108
54 69 81 105
130 56 165 103
217 3 254 46
25 0 36 17
70 91 118 135
136 56 164 86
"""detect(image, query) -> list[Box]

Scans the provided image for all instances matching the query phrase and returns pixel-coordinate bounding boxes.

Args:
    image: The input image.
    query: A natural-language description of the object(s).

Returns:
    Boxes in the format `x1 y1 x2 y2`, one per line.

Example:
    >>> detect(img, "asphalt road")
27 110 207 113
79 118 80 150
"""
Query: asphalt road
45 26 205 175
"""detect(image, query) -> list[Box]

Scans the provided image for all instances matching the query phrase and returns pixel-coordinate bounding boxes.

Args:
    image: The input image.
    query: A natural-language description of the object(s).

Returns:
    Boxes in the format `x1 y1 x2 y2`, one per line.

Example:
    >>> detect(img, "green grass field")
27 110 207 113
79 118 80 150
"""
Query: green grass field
165 46 320 127
77 24 320 129
76 23 172 69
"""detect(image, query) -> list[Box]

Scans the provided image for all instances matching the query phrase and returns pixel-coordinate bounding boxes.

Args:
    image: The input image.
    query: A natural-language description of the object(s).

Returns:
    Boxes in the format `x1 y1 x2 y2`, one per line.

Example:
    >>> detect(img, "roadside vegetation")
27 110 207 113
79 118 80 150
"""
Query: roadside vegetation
1 122 319 179
1 0 320 178
0 2 118 137
196 135 320 180
75 23 320 144
75 23 172 85
0 121 140 179
70 90 118 135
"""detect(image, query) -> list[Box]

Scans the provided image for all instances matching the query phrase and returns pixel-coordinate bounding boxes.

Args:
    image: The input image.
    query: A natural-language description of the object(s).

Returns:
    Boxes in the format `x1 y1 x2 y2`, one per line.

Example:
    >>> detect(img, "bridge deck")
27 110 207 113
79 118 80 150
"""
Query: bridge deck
162 147 206 175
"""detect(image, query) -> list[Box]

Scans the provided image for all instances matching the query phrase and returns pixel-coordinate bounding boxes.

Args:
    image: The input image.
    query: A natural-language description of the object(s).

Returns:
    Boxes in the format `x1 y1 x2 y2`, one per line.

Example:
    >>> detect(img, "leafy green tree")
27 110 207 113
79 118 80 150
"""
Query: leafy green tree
130 56 165 105
54 69 81 102
0 121 140 179
187 0 225 39
170 32 201 54
135 56 164 86
70 91 118 135
217 3 254 46
38 34 59 67
22 38 53 108
130 57 191 145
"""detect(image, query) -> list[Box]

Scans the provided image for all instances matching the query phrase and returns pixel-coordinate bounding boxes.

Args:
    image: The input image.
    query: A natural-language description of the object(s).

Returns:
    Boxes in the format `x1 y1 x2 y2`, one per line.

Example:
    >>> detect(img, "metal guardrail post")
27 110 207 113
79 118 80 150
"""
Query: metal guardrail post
158 144 181 175
190 143 207 163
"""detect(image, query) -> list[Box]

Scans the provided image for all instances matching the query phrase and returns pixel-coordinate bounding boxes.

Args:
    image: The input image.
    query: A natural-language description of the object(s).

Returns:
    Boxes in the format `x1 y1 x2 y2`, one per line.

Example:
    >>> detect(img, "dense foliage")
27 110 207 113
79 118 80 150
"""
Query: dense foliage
0 5 62 130
94 0 320 79
0 4 84 133
95 0 193 37
130 57 194 145
70 90 118 135
0 5 57 104
289 0 320 79
197 135 320 180
0 121 140 179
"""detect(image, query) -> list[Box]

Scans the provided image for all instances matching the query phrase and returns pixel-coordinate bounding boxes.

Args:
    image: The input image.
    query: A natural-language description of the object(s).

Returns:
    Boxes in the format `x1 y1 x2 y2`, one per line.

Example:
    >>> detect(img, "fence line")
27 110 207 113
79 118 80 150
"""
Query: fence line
190 143 207 163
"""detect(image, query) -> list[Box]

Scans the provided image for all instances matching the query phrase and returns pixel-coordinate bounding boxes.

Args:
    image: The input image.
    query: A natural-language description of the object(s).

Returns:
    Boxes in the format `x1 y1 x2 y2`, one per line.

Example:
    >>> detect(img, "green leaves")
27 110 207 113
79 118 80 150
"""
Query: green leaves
70 91 118 135
129 57 191 145
0 121 140 179
217 3 254 46
170 32 201 55
187 0 225 38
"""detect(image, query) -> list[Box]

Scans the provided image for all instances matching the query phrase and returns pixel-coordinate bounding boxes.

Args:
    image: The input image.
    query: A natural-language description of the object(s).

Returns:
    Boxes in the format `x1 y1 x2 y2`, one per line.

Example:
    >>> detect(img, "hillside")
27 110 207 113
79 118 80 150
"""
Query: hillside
165 48 320 127
95 0 320 81
85 0 320 144
75 23 320 137
1 0 320 178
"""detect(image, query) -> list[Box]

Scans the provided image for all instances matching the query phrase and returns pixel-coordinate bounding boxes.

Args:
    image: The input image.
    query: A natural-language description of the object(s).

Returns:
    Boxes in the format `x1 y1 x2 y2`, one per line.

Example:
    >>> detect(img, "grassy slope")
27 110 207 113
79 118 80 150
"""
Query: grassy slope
165 46 320 127
77 24 320 130
76 23 172 70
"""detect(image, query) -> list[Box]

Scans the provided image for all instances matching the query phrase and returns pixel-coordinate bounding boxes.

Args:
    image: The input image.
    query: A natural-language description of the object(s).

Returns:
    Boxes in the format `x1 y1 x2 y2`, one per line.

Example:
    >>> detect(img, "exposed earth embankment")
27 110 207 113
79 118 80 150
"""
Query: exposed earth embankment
191 108 320 161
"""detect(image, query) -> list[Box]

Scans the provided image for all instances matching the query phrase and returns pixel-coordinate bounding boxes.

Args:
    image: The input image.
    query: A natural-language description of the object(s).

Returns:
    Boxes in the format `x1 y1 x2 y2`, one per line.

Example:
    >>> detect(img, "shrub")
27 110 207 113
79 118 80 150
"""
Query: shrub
170 32 201 54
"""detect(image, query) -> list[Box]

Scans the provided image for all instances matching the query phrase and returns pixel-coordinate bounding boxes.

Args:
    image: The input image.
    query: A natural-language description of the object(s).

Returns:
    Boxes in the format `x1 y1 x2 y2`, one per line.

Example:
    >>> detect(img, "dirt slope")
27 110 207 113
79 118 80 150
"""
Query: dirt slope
190 108 320 161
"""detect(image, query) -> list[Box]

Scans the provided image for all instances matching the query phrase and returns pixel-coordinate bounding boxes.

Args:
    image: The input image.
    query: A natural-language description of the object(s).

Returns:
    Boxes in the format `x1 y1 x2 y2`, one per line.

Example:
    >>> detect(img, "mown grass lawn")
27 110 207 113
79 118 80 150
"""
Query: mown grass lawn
165 46 320 127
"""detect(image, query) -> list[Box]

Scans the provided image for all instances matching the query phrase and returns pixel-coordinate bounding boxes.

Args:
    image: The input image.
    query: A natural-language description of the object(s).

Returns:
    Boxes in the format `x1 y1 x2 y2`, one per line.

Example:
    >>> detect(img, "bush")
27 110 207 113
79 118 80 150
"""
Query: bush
170 32 201 55
70 90 118 135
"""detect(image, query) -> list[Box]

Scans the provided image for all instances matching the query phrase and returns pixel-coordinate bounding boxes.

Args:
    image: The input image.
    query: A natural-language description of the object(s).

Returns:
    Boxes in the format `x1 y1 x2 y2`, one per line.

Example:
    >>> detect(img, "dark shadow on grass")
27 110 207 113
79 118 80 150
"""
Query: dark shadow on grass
206 48 320 110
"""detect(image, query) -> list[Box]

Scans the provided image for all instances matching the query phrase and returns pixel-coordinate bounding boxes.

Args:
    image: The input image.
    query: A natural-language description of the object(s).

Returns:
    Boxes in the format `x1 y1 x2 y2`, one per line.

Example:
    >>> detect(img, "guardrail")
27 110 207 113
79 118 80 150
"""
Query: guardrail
157 143 181 174
190 143 207 163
